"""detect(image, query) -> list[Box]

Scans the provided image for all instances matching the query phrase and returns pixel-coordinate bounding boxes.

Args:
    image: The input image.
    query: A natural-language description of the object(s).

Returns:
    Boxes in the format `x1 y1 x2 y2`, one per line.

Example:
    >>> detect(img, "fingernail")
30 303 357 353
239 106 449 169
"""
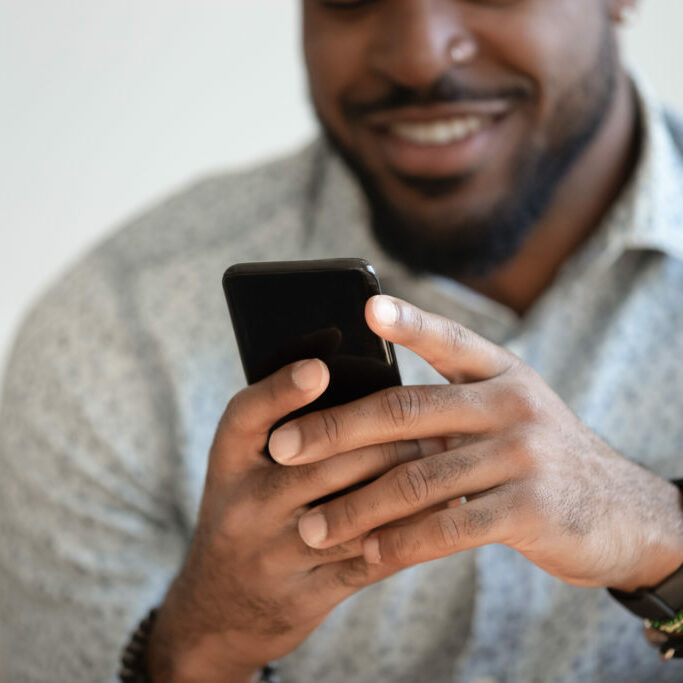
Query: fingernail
299 510 327 547
292 359 323 392
363 536 381 564
372 297 398 327
447 496 468 508
269 424 301 462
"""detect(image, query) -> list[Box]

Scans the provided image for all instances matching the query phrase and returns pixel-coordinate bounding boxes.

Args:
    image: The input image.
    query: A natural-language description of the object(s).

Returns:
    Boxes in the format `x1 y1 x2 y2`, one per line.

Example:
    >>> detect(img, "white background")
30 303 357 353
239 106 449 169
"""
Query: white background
1 2 682 386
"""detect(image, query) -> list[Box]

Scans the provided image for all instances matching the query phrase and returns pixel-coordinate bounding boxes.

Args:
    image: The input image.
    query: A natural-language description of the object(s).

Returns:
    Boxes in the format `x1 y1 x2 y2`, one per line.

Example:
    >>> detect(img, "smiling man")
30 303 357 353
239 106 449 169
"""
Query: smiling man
2 1 683 682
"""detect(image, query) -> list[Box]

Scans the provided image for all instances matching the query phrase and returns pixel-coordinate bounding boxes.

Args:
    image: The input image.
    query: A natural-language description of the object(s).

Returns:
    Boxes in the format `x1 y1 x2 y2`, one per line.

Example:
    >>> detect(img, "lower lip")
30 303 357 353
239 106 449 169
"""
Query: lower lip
373 118 503 178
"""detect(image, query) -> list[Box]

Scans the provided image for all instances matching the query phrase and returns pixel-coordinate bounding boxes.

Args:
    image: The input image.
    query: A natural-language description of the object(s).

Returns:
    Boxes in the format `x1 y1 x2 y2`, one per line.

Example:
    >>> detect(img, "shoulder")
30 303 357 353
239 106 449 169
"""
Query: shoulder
8 138 324 350
663 108 683 160
3 139 325 412
101 138 325 270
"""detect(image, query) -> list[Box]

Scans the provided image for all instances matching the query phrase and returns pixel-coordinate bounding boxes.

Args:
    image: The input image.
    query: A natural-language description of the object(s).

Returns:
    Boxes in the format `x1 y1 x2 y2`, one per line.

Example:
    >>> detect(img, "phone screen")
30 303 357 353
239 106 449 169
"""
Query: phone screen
223 259 401 419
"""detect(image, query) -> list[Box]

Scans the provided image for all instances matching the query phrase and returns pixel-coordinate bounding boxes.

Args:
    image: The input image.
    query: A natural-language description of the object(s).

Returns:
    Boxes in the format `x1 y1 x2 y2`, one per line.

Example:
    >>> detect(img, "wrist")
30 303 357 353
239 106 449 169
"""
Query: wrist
612 543 683 594
147 596 262 683
610 479 683 592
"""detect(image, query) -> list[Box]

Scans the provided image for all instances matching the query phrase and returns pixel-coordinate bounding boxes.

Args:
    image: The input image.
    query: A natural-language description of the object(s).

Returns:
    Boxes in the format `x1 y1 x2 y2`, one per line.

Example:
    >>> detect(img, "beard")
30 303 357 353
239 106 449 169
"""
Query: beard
314 27 619 280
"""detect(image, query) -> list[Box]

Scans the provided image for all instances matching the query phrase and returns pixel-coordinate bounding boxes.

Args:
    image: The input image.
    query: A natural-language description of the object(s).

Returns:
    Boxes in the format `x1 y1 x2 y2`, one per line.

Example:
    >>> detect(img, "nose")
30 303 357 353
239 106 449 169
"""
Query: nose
368 0 478 90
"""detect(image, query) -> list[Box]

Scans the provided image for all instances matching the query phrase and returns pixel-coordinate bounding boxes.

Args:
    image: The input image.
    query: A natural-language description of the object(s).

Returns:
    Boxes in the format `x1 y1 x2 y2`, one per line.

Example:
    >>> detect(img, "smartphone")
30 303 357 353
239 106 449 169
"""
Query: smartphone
222 258 402 455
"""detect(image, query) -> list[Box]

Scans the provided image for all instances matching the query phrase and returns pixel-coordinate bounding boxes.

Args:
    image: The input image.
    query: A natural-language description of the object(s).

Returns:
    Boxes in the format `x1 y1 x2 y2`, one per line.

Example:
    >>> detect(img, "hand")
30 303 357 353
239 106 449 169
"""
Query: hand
269 296 683 595
148 359 423 682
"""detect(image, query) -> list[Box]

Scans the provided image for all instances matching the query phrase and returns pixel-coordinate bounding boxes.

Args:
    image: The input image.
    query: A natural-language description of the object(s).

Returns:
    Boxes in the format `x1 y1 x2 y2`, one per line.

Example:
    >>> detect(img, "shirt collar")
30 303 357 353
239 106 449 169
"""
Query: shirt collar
308 75 683 340
589 74 683 271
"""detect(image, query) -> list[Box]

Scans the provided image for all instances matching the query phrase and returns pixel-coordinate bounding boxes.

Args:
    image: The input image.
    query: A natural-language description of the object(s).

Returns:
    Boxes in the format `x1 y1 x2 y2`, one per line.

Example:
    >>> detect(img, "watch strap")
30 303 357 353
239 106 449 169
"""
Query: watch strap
608 478 683 621
608 478 683 659
608 568 683 621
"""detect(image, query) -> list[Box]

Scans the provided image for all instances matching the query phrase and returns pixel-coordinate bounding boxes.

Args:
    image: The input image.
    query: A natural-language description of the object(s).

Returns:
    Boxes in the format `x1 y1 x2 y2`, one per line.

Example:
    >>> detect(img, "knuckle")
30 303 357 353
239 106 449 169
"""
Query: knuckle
267 372 282 404
411 309 426 336
455 385 485 412
440 449 478 481
318 409 343 445
443 320 469 351
340 492 361 529
381 387 423 431
250 467 287 502
463 506 496 538
334 557 370 588
505 429 543 475
222 393 248 434
379 441 403 470
501 381 542 422
381 439 422 469
219 506 251 543
393 462 430 507
303 459 330 488
383 531 417 566
289 461 320 490
434 513 463 551
310 540 357 562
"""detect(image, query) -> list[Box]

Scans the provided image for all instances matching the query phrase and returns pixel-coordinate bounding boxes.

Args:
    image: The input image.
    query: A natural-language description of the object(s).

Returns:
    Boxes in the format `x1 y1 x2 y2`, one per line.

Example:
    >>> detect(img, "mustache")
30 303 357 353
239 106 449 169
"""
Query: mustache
344 71 532 118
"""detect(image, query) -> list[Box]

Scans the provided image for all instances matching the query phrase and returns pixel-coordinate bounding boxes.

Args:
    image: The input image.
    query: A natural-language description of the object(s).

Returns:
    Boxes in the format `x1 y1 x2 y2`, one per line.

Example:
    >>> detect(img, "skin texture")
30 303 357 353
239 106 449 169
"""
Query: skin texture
273 297 683 591
148 0 683 679
148 359 441 680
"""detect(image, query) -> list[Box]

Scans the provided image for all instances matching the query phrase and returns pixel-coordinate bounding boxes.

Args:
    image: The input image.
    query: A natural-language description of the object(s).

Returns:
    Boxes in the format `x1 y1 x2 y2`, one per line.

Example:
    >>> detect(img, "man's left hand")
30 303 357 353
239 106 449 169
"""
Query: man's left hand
269 295 683 592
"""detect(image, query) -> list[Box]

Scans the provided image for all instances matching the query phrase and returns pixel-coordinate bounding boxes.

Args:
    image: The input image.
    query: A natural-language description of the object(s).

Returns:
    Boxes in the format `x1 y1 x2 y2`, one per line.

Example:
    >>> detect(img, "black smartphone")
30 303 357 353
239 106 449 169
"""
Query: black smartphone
222 258 402 448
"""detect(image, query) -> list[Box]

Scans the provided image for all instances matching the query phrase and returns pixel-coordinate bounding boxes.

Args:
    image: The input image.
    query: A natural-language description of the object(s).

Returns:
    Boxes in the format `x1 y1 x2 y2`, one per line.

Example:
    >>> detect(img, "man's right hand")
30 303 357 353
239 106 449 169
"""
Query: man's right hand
147 358 416 682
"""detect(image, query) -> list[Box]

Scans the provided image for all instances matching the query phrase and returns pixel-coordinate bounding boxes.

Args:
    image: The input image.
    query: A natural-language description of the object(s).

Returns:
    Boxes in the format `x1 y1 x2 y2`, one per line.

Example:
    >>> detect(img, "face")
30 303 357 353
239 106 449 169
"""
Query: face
303 0 622 277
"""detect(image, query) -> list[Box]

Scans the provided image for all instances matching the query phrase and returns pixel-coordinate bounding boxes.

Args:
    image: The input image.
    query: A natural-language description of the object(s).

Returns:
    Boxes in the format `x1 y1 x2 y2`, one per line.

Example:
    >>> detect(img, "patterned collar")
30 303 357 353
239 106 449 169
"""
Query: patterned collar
580 75 683 274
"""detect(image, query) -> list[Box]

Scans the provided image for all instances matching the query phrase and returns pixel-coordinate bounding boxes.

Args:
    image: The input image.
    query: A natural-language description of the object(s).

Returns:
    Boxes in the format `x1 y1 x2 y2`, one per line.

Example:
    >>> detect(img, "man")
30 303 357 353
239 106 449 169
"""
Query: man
1 0 682 680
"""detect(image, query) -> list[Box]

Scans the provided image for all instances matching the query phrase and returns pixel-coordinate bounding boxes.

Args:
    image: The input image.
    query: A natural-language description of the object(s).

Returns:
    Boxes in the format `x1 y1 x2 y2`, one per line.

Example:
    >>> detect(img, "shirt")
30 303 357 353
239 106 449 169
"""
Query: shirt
1 78 683 682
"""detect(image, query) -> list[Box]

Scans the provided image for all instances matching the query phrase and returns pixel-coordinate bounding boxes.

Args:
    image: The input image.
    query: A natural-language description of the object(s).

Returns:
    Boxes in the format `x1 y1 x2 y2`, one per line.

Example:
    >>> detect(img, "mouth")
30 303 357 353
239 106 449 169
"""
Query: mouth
364 102 516 180
389 114 493 146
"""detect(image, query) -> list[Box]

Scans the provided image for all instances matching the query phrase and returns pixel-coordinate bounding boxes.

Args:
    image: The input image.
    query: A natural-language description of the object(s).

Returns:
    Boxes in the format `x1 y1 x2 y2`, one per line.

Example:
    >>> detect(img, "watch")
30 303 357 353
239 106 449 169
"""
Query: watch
607 478 683 660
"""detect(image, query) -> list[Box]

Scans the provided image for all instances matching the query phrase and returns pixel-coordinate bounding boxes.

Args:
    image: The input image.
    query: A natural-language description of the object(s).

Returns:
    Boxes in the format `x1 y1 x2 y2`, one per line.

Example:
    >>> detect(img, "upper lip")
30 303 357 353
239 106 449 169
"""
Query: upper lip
365 100 515 128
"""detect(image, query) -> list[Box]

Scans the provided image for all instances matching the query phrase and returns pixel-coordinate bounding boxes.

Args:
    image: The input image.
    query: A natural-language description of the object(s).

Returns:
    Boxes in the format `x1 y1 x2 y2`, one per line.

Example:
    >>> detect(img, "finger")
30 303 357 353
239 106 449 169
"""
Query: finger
212 358 329 472
362 486 516 567
266 524 367 572
374 498 456 529
299 536 365 567
366 295 515 383
269 382 496 465
307 556 400 608
297 436 511 549
285 438 439 510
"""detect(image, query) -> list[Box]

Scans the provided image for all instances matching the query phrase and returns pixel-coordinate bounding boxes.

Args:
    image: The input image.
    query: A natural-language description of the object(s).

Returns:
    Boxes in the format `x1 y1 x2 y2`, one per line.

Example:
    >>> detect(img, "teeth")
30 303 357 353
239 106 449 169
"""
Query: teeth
390 116 487 145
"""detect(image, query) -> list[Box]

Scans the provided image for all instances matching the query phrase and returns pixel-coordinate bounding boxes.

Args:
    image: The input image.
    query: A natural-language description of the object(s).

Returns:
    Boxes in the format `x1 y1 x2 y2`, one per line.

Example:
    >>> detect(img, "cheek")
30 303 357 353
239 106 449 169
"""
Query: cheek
477 1 607 123
303 18 366 136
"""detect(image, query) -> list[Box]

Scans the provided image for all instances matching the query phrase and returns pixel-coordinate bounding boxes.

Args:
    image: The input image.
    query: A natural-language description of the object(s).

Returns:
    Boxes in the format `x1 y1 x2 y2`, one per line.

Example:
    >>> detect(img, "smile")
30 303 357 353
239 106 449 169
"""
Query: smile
389 115 492 146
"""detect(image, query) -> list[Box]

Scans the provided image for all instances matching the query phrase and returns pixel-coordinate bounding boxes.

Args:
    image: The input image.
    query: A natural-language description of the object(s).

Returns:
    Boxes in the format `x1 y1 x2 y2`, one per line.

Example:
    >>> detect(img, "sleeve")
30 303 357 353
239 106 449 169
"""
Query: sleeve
0 256 189 682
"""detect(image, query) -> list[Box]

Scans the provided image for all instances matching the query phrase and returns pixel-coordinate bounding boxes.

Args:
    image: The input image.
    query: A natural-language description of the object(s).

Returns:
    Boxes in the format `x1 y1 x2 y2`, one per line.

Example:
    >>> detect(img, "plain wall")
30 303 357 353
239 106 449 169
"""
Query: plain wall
1 2 682 386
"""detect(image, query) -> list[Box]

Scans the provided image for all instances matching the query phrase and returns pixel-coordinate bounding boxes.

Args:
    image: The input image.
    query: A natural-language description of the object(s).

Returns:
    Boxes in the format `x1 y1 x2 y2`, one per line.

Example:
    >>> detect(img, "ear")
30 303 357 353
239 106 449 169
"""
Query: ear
609 0 638 24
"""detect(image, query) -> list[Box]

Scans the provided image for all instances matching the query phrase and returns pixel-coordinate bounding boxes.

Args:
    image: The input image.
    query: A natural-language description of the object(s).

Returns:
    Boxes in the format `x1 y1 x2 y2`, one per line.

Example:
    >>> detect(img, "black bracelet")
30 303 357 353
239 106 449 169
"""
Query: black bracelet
259 664 281 683
118 607 280 682
119 607 159 683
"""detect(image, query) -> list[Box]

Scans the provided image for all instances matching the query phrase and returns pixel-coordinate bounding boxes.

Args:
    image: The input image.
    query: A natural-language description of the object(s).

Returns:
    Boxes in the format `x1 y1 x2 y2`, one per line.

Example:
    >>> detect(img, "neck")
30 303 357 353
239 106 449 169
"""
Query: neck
460 69 640 316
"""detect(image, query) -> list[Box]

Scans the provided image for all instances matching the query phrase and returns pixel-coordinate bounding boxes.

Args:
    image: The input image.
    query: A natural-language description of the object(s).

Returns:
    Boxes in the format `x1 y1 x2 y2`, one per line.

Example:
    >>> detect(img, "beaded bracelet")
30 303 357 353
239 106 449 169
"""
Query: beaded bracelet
643 609 683 660
118 607 279 682
645 609 683 635
119 608 158 682
643 624 683 661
